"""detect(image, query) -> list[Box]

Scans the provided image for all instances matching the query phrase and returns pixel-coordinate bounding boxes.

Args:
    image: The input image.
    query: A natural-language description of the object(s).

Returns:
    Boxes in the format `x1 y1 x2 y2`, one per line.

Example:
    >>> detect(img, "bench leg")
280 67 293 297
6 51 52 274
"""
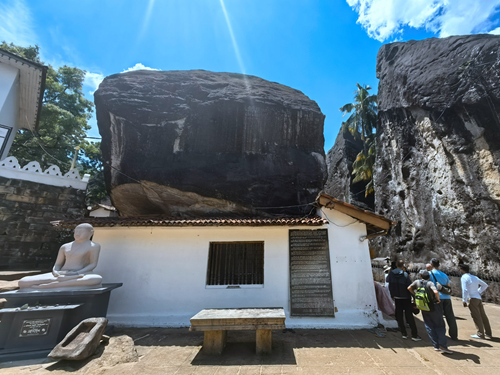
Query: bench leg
203 330 226 355
256 329 272 355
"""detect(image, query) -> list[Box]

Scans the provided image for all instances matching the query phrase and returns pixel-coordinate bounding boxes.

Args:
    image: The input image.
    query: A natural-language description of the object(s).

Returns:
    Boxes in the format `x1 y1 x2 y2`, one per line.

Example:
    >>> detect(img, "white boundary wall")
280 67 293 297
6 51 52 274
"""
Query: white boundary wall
93 208 380 329
0 156 89 190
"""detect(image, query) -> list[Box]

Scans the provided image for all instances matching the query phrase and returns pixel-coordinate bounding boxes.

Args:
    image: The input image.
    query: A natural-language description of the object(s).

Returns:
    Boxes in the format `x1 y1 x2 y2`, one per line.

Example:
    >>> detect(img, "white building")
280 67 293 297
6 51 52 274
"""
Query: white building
0 48 46 160
55 193 395 329
88 203 118 218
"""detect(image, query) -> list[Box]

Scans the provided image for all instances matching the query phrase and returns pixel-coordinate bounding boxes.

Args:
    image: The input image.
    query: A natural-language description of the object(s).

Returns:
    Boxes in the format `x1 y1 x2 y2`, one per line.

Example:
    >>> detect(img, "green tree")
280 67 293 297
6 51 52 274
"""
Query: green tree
80 141 106 205
1 42 105 205
340 83 377 196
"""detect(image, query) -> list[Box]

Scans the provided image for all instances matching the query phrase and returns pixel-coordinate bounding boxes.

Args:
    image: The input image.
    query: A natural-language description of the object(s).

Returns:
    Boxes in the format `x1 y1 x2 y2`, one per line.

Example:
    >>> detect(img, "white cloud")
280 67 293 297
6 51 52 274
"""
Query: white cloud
0 0 36 47
84 64 160 95
346 0 500 42
84 72 105 95
490 27 500 35
122 63 160 72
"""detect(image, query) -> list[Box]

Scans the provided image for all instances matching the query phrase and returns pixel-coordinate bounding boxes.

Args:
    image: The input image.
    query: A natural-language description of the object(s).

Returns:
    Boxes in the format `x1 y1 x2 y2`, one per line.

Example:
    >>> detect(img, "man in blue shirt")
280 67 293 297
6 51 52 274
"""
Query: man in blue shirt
460 264 492 339
430 258 458 340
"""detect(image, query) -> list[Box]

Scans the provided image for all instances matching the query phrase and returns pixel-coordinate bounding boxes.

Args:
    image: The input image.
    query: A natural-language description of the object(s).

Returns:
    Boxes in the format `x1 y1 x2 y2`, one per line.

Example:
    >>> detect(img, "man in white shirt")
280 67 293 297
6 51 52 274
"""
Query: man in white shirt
459 264 492 339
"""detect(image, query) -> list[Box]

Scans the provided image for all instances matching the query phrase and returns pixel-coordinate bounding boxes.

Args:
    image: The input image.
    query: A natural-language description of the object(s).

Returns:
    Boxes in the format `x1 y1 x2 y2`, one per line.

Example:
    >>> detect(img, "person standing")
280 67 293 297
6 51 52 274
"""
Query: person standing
429 258 458 340
388 260 421 341
408 271 452 354
459 264 493 339
384 265 391 289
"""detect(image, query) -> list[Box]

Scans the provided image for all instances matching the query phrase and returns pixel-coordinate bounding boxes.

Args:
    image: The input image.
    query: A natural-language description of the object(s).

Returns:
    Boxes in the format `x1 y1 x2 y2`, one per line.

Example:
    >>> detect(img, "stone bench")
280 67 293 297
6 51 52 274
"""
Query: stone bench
189 308 286 355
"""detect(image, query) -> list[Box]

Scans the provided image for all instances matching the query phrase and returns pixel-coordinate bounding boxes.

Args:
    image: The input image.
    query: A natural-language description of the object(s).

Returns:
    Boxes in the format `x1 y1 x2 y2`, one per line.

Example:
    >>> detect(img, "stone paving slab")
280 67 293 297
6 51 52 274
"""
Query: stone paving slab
1 297 499 374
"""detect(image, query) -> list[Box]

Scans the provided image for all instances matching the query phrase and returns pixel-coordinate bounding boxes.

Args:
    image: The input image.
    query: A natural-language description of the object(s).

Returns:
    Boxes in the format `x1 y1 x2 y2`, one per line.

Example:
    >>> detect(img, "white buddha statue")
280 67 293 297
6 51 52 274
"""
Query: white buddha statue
18 223 103 290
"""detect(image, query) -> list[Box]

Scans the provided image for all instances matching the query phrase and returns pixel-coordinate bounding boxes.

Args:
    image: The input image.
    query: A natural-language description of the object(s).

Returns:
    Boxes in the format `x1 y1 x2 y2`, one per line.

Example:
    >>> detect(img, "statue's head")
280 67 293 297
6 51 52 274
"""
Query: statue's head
74 223 94 242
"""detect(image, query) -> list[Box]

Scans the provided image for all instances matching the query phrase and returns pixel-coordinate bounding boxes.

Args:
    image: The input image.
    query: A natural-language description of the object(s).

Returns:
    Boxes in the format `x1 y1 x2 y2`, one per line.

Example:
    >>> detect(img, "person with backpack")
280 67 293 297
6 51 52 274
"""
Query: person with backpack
408 270 453 354
429 258 458 340
459 264 492 339
387 260 421 341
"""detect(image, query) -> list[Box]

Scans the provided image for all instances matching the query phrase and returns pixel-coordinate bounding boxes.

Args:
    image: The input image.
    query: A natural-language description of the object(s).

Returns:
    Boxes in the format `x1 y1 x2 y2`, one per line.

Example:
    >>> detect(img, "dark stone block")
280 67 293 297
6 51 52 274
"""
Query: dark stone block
5 179 21 187
41 191 59 199
0 185 15 194
0 199 18 209
15 222 30 230
66 208 85 217
25 217 48 225
36 198 59 206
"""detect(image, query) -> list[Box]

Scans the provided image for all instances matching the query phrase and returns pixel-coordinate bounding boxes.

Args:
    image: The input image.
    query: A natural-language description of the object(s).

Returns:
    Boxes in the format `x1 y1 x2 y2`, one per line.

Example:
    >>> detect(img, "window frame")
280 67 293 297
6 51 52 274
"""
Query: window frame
0 124 12 158
205 241 265 289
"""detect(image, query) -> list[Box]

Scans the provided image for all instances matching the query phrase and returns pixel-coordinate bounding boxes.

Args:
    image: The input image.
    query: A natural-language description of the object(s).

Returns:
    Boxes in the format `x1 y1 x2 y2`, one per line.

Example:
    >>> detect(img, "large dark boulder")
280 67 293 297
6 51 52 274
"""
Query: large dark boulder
94 70 326 217
374 35 500 276
324 129 374 210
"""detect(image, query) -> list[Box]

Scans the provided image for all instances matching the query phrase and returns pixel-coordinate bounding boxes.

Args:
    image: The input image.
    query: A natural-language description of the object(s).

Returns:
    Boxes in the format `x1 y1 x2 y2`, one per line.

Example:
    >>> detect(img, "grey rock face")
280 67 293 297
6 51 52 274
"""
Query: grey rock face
374 35 500 276
324 129 374 210
95 70 326 217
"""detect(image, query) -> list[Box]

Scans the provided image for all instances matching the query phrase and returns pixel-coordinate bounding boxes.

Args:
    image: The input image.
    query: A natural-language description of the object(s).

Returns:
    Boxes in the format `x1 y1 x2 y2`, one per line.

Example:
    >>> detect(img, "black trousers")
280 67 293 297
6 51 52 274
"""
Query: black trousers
441 299 458 340
395 298 418 337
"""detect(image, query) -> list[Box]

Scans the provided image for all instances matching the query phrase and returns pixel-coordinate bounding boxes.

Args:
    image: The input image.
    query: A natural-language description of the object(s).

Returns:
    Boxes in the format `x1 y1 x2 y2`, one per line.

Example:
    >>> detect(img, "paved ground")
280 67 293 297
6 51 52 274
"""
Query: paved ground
1 297 499 374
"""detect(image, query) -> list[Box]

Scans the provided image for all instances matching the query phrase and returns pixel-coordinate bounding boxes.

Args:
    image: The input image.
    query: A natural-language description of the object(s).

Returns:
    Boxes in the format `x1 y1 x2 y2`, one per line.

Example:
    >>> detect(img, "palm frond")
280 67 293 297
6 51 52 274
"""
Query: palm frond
340 83 378 197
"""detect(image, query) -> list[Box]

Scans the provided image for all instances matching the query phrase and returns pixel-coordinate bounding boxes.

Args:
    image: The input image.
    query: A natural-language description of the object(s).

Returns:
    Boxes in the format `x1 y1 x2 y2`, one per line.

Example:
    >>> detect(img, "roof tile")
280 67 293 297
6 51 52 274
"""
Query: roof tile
51 216 328 228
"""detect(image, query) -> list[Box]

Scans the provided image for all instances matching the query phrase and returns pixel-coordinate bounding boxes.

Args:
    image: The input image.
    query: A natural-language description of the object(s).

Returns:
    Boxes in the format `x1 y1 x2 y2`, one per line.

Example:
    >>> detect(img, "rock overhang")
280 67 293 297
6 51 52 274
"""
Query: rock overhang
94 70 327 217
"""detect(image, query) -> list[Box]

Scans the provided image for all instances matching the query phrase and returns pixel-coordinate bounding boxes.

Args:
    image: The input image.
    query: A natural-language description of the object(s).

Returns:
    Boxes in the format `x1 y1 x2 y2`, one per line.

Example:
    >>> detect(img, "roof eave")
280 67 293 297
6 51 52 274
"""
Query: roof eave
51 216 329 229
0 48 47 131
34 65 47 131
316 193 396 232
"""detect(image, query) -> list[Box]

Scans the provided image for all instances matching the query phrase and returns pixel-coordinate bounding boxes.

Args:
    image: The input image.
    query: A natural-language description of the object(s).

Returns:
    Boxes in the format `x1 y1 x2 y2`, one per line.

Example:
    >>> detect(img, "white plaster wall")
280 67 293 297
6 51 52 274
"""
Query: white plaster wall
93 216 379 328
0 63 19 159
89 207 114 217
319 207 380 326
94 226 290 327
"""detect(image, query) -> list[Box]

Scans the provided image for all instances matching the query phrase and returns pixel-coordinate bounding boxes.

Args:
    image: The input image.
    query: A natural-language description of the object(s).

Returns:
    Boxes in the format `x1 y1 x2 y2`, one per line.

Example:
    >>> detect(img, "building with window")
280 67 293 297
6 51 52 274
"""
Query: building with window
53 193 395 328
0 48 47 160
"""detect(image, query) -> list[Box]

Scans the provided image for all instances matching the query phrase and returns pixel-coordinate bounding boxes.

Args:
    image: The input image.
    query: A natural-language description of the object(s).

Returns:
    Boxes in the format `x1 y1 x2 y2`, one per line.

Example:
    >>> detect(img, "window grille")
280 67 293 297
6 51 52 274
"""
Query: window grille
206 242 264 285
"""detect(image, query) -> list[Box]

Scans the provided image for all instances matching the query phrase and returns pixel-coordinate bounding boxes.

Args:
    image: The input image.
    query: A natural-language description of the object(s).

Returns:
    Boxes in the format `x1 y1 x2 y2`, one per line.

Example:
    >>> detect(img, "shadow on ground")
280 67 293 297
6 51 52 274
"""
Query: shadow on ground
111 325 490 367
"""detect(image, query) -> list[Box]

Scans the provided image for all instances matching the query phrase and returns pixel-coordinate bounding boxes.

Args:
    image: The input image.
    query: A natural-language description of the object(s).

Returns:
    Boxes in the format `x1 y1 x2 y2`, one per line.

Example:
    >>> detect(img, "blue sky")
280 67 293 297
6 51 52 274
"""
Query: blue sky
1 0 500 151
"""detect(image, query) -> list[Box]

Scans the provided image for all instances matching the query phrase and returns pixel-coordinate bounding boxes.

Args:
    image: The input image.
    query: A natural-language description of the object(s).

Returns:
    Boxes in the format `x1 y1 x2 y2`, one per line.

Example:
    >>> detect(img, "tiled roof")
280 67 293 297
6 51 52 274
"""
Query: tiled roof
51 216 328 228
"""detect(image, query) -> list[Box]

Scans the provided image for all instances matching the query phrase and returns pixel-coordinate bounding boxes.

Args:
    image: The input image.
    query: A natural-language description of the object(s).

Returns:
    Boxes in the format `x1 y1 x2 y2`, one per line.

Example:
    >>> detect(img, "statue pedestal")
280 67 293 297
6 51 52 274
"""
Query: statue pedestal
0 283 122 361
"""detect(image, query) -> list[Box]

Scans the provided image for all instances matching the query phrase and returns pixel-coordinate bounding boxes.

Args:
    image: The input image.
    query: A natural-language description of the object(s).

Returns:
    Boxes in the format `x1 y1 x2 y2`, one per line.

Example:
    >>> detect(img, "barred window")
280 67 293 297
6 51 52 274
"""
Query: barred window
206 242 264 285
